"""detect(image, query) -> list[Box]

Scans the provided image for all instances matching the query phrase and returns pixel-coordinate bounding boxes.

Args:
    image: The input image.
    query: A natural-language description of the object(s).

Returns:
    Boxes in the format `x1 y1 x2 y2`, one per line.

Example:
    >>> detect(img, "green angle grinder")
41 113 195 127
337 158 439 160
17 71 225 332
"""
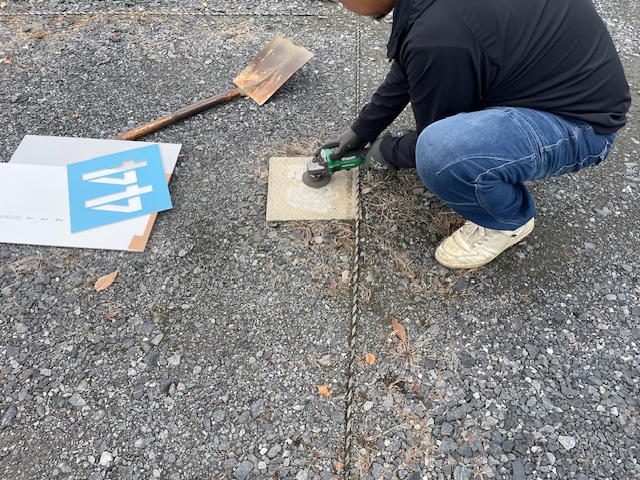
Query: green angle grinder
301 148 368 188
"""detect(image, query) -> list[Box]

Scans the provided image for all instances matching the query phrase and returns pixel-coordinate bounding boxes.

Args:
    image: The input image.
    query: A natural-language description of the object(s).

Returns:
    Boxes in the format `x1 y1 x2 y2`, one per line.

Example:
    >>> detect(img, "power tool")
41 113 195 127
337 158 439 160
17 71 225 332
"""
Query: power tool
301 148 368 188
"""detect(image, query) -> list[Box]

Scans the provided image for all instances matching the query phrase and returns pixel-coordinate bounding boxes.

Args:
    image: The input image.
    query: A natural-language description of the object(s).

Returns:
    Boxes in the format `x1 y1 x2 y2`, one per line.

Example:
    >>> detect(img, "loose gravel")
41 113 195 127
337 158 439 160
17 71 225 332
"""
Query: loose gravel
1 1 639 479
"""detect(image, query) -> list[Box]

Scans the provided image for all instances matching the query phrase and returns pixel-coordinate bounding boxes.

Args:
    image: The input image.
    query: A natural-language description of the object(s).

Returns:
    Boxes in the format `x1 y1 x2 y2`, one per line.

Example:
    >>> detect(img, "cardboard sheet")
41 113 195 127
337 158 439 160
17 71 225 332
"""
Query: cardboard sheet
0 135 181 251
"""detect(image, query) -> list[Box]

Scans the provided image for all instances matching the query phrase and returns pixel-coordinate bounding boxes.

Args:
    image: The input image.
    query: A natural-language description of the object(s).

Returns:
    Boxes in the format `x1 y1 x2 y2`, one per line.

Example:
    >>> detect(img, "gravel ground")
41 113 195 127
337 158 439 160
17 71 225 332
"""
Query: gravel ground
1 1 639 479
0 0 336 15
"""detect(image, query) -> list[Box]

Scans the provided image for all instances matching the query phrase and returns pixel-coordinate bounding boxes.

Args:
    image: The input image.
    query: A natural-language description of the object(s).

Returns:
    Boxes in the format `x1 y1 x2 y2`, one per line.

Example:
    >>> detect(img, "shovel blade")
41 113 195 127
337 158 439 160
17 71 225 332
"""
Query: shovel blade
233 34 314 106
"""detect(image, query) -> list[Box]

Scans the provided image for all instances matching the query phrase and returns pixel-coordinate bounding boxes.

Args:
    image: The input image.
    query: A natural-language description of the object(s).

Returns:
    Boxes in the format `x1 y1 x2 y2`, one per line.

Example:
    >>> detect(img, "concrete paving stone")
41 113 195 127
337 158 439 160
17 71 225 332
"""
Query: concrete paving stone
266 156 357 221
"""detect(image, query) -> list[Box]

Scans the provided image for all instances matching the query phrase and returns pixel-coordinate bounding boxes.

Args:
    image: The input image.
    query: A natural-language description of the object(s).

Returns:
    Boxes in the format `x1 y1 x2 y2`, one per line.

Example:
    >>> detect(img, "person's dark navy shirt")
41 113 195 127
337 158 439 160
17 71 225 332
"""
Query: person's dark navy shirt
351 0 631 168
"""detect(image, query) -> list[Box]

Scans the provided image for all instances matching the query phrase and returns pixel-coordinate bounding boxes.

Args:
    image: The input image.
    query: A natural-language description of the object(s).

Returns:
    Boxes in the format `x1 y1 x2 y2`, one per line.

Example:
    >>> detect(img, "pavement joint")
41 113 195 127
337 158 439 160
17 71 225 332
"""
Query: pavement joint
344 15 363 477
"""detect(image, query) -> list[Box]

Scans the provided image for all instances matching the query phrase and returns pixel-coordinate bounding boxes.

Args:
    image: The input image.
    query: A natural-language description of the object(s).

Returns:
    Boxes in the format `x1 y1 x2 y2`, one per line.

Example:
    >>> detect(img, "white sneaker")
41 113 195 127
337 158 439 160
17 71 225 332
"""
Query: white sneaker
435 218 535 269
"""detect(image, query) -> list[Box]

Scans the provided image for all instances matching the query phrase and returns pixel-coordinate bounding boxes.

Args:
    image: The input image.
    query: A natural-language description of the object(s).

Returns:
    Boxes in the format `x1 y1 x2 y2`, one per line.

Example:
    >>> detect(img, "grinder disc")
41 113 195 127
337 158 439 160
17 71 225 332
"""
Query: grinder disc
302 171 331 188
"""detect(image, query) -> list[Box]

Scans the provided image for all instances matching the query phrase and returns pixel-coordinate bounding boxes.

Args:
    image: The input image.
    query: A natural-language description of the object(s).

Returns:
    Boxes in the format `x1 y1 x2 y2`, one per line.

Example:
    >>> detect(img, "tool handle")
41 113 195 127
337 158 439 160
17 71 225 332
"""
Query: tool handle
113 88 243 141
326 147 368 172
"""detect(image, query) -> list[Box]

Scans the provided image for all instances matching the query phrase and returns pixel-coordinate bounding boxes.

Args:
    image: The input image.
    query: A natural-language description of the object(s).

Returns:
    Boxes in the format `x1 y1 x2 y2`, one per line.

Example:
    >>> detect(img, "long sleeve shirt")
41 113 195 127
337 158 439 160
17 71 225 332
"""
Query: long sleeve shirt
351 0 631 168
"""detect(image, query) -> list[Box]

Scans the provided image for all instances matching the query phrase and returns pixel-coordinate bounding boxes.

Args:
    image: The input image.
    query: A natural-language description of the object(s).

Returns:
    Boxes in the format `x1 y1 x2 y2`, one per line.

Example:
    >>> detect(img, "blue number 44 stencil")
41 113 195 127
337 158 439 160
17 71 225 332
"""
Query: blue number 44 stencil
67 144 172 233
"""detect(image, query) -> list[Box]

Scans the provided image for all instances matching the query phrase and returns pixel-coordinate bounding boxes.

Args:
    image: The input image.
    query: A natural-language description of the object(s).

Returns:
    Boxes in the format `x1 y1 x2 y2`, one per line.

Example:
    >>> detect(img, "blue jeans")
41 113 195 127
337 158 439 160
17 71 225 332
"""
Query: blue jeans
416 107 616 230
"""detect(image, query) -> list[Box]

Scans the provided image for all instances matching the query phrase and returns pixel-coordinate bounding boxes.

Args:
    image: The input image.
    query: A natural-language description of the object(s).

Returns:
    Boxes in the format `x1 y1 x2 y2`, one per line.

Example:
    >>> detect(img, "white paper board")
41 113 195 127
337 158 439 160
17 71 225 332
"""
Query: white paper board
0 135 181 252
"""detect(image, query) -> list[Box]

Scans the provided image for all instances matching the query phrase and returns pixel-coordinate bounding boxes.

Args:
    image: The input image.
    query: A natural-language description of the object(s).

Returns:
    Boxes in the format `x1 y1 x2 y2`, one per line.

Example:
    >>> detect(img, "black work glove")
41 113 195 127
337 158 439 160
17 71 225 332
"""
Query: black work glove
316 128 368 160
365 138 396 173
365 129 412 172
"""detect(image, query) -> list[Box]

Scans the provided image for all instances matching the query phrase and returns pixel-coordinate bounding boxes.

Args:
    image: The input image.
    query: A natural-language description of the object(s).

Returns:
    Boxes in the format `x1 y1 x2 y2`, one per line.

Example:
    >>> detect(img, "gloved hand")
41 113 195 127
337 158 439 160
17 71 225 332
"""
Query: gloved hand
365 129 412 172
316 128 368 160
365 138 397 173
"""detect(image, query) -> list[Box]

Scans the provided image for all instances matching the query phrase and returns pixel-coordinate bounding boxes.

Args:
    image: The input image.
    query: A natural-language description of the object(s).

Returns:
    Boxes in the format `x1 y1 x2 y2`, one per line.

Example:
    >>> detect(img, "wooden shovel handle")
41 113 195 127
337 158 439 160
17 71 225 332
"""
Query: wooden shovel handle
113 88 243 141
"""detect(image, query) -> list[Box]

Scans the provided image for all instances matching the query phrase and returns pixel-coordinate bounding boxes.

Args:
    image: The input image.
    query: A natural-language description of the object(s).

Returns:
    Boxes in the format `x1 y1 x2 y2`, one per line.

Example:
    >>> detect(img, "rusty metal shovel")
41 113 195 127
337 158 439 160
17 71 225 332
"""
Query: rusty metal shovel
113 34 313 141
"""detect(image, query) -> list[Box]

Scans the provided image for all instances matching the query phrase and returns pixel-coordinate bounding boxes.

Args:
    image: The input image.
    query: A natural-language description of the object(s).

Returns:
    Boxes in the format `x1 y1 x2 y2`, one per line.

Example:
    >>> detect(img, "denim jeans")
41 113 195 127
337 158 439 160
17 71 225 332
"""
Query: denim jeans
416 107 616 230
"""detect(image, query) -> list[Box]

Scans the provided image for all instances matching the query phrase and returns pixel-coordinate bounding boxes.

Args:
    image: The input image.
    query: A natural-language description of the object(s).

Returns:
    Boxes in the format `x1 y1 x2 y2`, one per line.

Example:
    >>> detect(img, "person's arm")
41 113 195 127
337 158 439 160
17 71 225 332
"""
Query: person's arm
380 46 479 168
351 60 411 143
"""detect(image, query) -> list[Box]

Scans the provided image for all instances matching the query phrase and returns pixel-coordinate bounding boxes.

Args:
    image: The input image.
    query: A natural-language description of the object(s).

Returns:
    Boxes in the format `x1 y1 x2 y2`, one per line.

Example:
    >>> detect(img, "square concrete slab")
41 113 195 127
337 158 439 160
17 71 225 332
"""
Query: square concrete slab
266 156 358 221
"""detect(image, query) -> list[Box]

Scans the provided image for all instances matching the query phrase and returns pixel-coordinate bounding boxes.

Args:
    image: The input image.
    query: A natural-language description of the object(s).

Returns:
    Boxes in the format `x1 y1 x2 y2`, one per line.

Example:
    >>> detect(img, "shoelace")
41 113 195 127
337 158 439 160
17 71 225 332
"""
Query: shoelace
460 222 487 246
460 221 521 251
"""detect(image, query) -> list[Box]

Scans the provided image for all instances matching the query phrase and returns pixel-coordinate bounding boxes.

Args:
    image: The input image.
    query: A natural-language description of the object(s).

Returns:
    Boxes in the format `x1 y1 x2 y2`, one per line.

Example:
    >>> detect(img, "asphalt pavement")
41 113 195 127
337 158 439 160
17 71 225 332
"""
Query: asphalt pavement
0 1 638 479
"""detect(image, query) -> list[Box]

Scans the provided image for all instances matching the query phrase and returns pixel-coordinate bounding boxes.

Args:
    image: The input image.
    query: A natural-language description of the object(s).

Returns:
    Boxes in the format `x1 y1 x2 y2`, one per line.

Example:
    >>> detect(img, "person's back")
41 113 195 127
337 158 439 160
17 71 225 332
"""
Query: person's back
398 0 630 134
457 0 629 133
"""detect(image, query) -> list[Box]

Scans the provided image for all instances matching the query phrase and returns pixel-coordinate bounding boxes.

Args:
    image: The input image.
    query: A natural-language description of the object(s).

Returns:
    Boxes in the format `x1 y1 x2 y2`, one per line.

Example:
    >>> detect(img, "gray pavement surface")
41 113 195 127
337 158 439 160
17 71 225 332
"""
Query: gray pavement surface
0 1 639 479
